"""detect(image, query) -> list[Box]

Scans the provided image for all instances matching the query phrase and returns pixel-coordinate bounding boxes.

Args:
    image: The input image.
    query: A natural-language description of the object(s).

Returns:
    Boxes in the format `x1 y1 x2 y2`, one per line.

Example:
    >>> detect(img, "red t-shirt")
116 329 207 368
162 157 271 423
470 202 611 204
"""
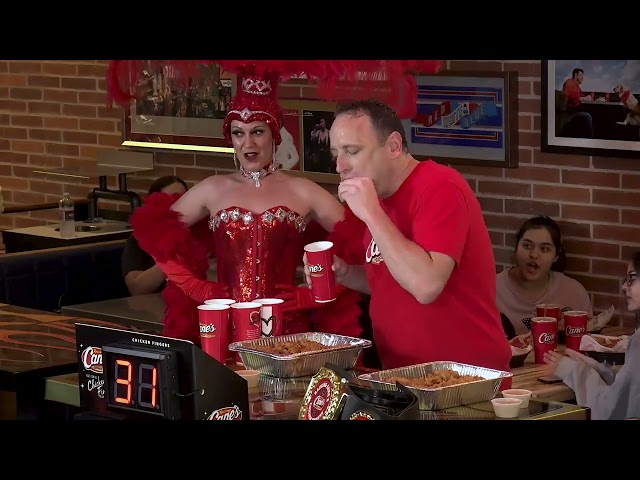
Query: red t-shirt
562 78 583 110
363 160 512 377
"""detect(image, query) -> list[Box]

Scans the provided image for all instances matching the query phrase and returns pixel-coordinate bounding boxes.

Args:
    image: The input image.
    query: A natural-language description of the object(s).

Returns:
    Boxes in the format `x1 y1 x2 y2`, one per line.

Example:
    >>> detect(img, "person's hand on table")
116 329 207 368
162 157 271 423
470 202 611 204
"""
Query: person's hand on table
542 349 565 373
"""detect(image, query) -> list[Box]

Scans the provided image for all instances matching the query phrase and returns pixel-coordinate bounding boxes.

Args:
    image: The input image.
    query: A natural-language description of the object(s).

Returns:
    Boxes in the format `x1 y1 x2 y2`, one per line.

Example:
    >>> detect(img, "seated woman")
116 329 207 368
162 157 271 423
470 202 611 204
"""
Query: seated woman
496 216 592 338
121 176 188 296
543 251 640 420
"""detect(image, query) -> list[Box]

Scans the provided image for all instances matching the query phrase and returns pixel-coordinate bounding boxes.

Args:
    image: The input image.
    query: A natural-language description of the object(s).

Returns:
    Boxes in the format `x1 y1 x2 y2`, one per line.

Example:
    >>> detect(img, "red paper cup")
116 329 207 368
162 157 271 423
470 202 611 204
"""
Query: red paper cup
536 303 561 331
563 310 588 352
536 304 560 321
205 299 237 362
197 304 230 364
230 302 262 366
531 316 558 364
204 299 236 305
304 241 336 303
254 298 284 338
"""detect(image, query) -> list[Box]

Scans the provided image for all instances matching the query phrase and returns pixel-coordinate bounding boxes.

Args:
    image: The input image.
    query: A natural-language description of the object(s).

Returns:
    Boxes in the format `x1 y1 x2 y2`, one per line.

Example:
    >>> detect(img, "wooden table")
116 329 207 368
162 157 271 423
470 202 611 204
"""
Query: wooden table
510 325 634 402
61 293 165 332
0 302 159 419
44 370 589 420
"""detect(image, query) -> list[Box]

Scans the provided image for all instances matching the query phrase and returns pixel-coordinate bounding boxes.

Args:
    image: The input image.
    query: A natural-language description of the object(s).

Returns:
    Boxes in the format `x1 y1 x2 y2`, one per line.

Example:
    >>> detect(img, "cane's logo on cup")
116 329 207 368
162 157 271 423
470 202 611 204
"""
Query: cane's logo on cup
308 263 324 278
566 325 586 336
538 332 556 344
207 404 243 421
200 323 217 335
81 346 103 374
365 238 383 265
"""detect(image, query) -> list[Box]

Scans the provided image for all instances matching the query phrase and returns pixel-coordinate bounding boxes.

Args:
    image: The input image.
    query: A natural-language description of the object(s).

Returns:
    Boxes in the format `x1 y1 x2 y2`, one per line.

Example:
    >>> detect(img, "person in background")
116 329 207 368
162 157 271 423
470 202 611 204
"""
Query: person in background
306 99 511 377
129 64 365 346
544 251 640 420
496 216 592 338
121 176 188 296
561 68 594 138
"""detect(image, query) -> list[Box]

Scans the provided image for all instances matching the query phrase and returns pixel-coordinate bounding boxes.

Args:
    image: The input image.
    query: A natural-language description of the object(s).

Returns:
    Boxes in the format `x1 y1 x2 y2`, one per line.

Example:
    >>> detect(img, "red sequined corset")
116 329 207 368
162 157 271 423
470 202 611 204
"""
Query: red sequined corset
209 205 307 302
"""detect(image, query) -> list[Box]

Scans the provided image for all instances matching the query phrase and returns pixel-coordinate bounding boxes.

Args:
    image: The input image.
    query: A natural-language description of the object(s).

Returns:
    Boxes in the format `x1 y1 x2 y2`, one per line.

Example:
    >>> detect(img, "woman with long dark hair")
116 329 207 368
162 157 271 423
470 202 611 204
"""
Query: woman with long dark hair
496 216 592 338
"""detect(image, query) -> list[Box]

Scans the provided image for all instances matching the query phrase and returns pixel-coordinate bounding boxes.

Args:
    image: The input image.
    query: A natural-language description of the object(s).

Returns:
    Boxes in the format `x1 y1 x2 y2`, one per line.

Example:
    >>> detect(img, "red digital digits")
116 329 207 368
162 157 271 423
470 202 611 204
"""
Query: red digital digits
114 359 132 404
112 357 160 410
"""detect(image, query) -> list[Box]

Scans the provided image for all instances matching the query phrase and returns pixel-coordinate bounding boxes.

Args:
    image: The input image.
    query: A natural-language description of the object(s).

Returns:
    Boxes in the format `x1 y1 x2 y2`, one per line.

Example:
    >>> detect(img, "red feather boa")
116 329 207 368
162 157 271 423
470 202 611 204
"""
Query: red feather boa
129 192 217 345
105 60 442 119
130 192 211 278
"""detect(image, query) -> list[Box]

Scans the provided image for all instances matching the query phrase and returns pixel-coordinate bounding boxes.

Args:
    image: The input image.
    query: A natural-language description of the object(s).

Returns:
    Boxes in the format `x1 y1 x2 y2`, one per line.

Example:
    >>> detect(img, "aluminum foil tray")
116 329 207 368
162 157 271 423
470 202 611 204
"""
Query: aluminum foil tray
259 375 314 401
357 361 513 411
228 332 371 378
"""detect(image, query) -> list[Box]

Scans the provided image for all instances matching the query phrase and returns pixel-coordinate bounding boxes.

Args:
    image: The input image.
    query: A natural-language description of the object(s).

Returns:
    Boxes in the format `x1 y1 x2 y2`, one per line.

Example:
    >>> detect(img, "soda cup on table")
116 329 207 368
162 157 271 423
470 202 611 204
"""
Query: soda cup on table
563 310 589 352
536 303 561 331
253 298 284 338
531 316 558 364
304 241 337 303
230 302 262 366
205 299 236 362
197 304 231 364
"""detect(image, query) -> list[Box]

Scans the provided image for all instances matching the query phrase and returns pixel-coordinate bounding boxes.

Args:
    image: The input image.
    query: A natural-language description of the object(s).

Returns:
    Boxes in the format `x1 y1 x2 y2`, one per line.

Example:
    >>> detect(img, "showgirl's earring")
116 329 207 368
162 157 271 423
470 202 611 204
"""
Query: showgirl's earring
233 152 239 170
270 142 278 171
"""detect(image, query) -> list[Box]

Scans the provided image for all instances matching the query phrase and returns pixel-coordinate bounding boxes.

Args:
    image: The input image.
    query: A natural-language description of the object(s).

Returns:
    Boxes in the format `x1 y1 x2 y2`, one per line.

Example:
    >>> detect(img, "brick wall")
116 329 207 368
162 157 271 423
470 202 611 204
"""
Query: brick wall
0 60 638 326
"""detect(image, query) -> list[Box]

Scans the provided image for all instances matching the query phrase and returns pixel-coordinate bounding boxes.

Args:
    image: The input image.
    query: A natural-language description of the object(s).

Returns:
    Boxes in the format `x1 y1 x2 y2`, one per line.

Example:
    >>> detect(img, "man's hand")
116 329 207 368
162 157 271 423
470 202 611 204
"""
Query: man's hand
303 252 349 287
337 177 382 224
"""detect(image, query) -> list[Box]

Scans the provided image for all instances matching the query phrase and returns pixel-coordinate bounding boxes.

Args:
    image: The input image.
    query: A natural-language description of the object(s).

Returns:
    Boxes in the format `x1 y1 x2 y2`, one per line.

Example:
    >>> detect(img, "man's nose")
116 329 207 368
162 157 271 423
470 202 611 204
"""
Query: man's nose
335 153 348 175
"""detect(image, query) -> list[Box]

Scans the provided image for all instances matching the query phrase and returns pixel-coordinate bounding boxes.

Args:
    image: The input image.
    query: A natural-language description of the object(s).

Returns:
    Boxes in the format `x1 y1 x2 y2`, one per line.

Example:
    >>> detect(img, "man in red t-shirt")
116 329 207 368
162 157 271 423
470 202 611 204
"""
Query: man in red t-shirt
560 68 594 138
562 68 592 110
304 100 511 381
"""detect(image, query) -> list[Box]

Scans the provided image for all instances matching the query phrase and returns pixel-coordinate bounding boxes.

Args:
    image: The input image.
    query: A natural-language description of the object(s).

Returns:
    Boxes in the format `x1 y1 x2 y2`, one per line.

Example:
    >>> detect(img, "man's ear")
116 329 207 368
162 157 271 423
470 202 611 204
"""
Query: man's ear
387 131 403 157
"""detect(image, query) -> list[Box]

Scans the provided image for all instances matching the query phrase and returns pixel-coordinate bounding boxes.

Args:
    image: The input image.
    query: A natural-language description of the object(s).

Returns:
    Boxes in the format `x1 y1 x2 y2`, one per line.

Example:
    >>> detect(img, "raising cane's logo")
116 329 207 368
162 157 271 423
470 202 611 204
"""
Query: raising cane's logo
365 238 383 265
200 323 217 335
308 263 324 278
306 378 333 420
538 332 556 345
566 325 586 336
81 346 103 374
207 405 243 421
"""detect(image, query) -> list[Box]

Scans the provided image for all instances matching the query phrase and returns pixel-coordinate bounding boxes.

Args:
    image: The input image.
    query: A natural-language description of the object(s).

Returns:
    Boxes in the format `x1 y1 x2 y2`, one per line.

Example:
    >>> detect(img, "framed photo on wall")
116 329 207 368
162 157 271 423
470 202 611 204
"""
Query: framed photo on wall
279 100 339 184
401 70 519 168
541 60 640 159
121 62 237 154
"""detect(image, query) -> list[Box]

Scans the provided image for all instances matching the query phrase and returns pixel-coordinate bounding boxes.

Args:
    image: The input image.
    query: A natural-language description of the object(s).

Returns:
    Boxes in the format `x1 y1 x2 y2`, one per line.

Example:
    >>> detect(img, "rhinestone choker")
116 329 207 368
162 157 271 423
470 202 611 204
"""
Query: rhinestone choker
239 160 279 187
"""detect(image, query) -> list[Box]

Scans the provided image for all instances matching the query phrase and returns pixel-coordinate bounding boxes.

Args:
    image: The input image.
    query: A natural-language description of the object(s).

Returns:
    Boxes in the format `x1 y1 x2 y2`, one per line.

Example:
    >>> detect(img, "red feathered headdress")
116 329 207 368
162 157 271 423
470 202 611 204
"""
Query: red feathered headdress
223 64 284 145
106 60 443 120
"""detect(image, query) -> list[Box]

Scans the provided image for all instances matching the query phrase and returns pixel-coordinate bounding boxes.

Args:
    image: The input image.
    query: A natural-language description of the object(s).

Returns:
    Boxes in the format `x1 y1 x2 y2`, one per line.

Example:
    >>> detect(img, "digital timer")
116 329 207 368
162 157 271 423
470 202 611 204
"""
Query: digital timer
75 322 251 421
102 344 180 419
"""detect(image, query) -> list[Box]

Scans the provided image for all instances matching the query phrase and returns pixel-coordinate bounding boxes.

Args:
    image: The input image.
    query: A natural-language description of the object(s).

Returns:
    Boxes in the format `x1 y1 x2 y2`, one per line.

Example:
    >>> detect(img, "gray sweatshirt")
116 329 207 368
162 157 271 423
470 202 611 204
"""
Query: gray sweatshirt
555 328 640 420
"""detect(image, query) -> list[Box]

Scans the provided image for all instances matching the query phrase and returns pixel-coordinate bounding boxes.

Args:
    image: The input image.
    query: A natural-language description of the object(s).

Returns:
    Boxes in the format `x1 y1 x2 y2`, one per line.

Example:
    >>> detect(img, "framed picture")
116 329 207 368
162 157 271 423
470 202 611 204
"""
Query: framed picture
542 60 640 159
401 70 519 168
279 100 339 184
121 62 237 154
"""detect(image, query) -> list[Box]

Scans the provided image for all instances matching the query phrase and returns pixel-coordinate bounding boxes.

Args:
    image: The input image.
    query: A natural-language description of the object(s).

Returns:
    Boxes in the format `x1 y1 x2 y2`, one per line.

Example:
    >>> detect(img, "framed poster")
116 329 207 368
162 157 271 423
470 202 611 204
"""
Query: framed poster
541 60 640 159
279 100 339 184
121 62 237 154
401 70 519 168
